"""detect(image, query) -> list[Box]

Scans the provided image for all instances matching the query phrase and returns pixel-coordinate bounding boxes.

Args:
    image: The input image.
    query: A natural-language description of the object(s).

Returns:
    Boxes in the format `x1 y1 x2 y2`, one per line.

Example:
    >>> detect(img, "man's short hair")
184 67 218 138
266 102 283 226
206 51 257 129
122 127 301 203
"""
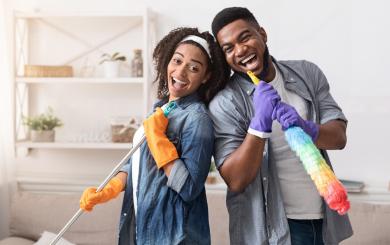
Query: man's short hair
211 7 259 38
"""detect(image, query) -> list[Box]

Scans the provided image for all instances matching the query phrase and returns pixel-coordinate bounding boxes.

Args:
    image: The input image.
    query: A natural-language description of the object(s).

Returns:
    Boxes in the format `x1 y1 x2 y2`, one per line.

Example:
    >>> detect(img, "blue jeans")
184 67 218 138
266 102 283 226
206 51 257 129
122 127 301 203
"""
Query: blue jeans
288 219 324 245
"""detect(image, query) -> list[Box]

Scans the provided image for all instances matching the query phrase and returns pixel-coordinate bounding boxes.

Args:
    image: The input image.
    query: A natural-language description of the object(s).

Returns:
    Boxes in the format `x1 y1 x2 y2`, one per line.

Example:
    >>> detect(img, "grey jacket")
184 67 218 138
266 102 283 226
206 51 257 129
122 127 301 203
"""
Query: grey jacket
208 58 353 245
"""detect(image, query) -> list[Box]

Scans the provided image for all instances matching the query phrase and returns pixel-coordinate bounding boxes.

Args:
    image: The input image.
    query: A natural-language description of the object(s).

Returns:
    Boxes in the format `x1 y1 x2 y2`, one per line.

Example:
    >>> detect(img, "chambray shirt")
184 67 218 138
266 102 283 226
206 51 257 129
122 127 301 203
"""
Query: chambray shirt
118 93 214 245
208 58 353 245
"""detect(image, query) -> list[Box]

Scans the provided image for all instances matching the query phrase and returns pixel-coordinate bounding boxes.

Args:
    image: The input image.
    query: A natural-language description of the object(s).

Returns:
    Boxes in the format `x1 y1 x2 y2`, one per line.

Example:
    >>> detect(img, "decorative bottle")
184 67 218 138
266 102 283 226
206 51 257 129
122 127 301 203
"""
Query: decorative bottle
131 49 143 77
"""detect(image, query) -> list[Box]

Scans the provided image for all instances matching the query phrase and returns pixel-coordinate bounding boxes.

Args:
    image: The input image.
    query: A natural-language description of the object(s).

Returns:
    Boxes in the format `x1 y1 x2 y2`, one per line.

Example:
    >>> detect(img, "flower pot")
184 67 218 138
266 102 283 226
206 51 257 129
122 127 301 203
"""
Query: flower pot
206 171 218 185
103 61 119 78
30 130 55 142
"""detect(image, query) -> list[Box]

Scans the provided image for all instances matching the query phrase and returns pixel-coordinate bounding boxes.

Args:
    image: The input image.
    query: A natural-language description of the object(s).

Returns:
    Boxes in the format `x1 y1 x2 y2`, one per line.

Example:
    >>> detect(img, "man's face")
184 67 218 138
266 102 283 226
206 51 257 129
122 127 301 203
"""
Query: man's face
217 19 267 76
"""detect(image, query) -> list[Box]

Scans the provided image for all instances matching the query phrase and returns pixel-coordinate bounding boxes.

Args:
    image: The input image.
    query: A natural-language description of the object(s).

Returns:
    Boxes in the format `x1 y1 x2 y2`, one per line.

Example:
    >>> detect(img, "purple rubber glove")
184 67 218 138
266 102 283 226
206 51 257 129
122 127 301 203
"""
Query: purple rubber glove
272 102 319 142
248 81 281 138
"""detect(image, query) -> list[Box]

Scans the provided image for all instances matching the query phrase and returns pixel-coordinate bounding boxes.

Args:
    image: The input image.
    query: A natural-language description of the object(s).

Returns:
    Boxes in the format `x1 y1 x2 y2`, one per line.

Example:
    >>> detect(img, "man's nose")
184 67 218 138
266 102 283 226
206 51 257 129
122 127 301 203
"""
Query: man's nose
235 44 247 57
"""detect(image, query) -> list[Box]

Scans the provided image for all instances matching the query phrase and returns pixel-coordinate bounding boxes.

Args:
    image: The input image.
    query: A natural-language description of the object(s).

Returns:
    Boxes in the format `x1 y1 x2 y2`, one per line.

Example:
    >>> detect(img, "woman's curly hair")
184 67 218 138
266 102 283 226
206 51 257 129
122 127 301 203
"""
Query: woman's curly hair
153 27 230 104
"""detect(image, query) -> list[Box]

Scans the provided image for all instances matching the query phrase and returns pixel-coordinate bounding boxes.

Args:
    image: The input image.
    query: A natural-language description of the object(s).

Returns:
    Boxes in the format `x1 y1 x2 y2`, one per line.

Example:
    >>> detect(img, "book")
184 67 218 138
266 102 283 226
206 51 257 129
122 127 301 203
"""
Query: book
340 179 365 193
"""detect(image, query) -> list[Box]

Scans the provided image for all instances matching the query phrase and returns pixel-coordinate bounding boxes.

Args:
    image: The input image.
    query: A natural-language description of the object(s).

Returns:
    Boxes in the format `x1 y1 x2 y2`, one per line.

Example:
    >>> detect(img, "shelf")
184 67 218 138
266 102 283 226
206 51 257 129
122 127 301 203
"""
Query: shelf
16 141 132 150
14 10 150 18
15 77 144 84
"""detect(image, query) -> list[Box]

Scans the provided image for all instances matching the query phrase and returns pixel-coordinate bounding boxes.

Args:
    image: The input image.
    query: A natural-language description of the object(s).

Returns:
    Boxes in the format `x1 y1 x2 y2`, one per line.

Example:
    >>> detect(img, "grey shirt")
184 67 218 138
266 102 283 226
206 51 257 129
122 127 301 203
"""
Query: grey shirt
208 58 353 245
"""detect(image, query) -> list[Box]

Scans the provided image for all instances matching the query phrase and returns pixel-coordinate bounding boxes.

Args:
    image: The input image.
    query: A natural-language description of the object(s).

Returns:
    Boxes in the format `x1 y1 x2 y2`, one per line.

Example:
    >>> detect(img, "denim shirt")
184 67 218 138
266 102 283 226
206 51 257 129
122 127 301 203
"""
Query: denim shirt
118 93 214 245
208 58 353 245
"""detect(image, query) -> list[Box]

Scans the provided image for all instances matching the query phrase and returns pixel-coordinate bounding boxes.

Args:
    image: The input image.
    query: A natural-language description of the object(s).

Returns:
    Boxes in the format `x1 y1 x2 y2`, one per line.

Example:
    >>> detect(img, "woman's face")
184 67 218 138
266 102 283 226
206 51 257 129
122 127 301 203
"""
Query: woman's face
167 43 210 101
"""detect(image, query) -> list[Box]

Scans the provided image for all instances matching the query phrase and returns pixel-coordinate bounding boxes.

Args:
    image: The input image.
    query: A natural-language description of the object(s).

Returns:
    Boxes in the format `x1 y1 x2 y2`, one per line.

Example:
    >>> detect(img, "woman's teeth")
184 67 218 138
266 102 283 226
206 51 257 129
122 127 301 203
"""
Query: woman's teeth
173 78 186 84
172 78 187 88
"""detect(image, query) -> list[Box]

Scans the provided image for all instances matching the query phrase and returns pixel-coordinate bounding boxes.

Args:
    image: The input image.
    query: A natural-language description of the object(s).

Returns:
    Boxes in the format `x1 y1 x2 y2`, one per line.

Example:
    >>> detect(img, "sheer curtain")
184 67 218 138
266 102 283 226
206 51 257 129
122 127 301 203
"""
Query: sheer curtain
0 0 14 239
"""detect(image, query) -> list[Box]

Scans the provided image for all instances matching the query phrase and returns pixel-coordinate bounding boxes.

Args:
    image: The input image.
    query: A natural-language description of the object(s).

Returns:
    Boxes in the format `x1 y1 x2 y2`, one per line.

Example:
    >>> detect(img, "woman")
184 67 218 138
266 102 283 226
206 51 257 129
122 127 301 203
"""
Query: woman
79 27 229 244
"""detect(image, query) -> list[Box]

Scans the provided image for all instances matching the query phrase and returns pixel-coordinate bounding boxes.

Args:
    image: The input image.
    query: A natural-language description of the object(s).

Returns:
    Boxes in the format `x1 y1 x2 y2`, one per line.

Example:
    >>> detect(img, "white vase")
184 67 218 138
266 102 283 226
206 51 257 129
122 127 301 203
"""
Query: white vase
103 61 119 78
30 130 55 142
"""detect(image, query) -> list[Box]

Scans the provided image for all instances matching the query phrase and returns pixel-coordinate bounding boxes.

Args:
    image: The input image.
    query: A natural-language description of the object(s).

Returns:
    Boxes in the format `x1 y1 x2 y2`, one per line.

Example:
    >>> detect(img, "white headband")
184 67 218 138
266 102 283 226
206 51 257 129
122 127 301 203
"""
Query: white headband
180 35 211 59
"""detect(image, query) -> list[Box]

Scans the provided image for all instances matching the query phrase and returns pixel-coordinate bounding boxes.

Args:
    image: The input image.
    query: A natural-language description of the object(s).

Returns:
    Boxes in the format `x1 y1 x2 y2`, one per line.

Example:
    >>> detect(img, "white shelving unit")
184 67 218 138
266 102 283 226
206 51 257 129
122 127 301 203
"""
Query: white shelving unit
11 9 156 155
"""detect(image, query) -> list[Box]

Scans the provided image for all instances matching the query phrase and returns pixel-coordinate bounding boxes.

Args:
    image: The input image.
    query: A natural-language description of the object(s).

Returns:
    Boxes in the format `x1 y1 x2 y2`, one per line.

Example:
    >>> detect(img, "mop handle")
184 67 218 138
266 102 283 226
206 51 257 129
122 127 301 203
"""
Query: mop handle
50 101 177 245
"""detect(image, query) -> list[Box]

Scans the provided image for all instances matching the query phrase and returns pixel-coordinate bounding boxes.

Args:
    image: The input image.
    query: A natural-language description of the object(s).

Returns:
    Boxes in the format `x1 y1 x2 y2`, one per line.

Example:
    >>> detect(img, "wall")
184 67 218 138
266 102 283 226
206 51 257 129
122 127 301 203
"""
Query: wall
3 0 389 196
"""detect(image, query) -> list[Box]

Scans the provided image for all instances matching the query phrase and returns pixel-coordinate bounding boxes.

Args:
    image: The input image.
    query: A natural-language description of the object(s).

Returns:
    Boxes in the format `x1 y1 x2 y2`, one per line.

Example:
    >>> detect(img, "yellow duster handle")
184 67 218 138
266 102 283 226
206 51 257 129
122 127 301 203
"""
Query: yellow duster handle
247 71 260 85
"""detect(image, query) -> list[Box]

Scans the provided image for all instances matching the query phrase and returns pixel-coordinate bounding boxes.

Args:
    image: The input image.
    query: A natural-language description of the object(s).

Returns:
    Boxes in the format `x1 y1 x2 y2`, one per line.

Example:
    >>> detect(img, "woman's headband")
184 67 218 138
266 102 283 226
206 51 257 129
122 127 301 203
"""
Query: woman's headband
180 35 211 59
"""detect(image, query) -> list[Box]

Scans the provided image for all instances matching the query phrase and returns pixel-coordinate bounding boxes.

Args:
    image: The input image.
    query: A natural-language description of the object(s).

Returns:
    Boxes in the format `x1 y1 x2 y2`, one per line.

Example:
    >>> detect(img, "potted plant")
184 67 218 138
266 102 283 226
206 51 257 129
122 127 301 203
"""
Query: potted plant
99 52 127 78
23 107 63 142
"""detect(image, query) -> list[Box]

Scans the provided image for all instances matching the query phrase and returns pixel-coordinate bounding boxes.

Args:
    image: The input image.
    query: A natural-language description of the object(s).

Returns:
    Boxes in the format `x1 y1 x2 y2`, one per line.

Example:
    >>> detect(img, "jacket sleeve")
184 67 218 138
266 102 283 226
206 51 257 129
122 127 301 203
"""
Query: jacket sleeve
166 112 214 202
305 61 348 124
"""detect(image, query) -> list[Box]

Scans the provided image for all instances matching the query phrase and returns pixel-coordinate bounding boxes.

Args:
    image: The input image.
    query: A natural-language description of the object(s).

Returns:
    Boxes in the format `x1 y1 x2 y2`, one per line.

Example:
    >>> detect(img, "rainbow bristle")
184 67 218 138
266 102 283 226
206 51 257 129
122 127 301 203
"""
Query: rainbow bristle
285 127 350 215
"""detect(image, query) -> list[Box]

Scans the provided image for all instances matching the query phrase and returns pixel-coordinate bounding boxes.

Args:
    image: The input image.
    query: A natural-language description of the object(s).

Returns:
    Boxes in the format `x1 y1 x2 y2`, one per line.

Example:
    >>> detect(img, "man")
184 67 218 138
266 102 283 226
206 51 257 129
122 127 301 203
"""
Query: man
208 7 353 245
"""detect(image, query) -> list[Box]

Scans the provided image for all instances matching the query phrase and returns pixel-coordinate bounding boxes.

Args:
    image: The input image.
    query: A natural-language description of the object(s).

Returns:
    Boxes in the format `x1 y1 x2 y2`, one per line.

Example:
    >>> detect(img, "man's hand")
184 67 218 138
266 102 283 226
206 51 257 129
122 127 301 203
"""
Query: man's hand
80 176 124 212
143 107 179 169
248 81 281 138
273 102 319 142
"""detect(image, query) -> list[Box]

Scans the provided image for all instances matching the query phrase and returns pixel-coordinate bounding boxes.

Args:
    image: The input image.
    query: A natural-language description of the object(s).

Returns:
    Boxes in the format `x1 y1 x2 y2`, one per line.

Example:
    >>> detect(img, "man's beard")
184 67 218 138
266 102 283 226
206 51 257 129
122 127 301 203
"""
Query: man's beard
258 45 270 80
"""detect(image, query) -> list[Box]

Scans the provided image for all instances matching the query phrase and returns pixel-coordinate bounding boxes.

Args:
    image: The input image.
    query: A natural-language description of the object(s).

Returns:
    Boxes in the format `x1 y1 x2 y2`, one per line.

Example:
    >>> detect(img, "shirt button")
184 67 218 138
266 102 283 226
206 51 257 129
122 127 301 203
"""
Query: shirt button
247 90 250 95
123 213 127 216
263 177 267 181
290 77 294 81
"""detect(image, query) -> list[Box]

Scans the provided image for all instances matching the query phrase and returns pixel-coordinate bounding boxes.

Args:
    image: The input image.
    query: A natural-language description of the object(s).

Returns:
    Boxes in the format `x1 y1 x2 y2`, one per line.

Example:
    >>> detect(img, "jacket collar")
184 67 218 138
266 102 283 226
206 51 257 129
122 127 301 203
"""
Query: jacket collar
153 92 200 110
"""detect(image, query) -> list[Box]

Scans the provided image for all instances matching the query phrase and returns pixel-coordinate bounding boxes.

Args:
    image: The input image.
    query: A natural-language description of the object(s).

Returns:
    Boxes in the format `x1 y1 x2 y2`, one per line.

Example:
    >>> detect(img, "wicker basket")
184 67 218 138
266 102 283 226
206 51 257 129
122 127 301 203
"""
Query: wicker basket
24 65 73 77
111 125 137 143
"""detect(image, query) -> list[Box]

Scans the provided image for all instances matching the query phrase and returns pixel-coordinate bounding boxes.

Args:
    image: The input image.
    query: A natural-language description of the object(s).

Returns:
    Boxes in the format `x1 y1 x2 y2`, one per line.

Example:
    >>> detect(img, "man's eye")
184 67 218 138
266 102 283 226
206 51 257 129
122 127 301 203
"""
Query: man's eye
241 35 250 42
224 47 232 54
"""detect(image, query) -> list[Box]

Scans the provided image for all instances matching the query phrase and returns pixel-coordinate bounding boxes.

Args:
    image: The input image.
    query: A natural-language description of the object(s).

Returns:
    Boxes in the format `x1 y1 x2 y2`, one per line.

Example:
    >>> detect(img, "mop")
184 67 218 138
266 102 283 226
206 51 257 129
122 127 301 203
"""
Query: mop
247 71 350 215
49 101 177 245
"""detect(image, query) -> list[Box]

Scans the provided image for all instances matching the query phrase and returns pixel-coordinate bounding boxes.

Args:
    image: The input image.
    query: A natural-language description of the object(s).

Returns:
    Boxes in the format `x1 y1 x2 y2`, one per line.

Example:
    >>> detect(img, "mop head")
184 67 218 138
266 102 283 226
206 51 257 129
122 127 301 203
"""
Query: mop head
33 231 75 245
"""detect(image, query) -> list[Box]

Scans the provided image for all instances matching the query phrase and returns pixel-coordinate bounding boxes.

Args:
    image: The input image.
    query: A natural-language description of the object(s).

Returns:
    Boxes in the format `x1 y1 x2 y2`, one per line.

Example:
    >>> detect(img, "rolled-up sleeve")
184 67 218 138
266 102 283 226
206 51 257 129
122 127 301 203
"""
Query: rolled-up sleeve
166 112 214 202
120 157 132 174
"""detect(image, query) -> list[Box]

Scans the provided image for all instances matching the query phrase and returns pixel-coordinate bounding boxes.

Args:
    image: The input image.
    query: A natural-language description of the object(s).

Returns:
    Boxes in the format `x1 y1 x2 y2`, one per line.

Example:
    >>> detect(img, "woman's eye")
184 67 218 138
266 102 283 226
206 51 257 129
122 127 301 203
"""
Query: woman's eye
189 65 199 72
172 58 181 64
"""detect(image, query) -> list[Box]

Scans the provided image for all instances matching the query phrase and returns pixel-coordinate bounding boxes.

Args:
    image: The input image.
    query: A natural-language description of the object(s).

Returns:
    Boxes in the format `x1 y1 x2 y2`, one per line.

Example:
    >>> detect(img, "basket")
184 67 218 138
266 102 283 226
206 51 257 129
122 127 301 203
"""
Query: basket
111 125 137 143
24 65 73 77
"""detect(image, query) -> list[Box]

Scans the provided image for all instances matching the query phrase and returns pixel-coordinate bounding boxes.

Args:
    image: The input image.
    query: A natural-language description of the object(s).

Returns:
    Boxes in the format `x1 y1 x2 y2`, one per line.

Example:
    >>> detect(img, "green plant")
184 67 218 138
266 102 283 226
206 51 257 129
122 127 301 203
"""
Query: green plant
23 107 63 131
209 158 216 172
99 52 127 64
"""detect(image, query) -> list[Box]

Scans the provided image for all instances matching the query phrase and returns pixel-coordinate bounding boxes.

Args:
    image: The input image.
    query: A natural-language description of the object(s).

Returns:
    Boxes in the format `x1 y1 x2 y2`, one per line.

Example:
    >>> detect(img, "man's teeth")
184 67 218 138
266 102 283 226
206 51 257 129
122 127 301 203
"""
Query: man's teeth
241 54 256 65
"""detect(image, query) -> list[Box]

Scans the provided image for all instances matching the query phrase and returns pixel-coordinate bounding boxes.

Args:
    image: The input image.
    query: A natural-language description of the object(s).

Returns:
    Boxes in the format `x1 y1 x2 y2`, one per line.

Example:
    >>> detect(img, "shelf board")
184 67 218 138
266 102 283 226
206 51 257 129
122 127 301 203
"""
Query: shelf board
16 141 132 150
14 10 148 18
15 77 144 84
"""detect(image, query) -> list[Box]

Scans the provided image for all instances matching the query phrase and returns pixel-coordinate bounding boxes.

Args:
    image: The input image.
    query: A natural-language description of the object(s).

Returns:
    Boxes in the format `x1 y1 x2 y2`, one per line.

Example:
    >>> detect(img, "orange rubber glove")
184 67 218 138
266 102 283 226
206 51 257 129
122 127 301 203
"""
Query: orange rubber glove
143 107 179 169
80 176 124 212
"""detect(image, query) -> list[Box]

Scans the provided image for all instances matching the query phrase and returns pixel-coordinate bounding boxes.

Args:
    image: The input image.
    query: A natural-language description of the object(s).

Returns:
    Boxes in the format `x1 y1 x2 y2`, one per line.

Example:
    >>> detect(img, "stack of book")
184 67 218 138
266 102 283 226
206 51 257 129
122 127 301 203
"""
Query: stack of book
340 179 365 193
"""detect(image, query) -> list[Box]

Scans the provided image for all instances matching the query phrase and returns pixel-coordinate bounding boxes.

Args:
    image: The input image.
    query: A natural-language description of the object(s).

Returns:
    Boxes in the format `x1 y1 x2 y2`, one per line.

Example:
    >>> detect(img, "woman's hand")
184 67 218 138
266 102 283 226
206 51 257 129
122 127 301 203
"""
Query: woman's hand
143 107 179 169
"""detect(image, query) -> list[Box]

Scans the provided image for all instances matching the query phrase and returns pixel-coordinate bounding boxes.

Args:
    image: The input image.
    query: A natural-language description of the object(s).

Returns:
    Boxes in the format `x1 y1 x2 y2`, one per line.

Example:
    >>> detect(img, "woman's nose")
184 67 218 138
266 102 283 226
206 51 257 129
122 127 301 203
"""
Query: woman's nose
176 64 187 77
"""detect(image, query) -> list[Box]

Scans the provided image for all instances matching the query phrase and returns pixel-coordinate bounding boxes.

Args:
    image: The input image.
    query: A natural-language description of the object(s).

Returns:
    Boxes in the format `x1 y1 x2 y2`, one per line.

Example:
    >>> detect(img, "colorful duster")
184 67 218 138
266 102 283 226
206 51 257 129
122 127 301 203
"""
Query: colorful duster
247 71 350 215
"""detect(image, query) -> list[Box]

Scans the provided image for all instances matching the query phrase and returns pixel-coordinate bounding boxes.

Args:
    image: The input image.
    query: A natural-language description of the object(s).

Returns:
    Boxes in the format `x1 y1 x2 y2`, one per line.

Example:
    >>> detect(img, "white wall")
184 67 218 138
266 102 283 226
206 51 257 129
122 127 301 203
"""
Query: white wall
3 0 390 192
